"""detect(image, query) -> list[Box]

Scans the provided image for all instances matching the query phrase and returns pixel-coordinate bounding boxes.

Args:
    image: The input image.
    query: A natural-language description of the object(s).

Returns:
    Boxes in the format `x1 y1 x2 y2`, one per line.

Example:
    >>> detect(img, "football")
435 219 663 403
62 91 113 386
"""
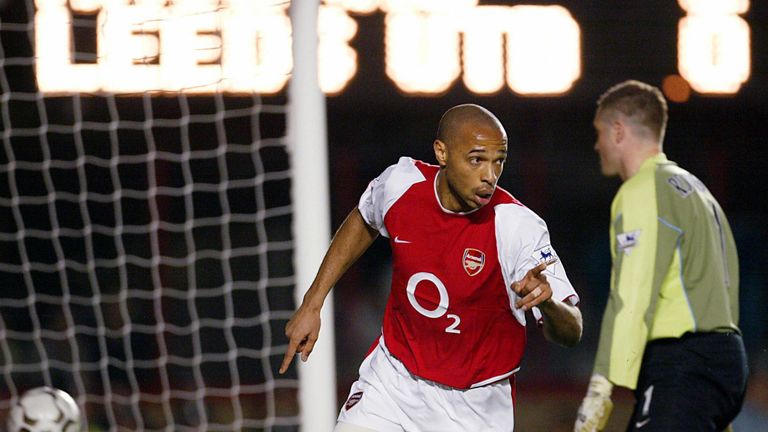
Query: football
6 387 81 432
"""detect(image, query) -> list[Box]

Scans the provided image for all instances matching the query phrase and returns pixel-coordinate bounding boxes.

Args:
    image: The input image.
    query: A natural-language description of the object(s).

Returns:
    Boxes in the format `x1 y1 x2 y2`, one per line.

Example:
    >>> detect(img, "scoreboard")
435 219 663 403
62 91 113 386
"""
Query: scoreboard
34 0 752 96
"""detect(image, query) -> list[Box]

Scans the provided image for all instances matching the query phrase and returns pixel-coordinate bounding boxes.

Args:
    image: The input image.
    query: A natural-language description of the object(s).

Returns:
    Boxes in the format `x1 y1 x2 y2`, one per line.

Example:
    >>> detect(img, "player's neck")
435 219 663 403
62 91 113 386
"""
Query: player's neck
621 144 661 181
435 170 471 213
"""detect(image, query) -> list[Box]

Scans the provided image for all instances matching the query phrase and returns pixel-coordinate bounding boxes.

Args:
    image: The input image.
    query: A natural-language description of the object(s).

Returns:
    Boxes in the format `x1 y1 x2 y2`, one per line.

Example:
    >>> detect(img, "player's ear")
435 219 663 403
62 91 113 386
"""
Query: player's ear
612 119 625 146
434 139 447 168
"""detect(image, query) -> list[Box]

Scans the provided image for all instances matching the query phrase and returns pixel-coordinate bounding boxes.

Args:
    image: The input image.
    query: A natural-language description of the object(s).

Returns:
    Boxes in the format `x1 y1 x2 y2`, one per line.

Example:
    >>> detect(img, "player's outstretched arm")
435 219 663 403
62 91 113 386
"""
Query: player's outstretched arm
279 208 379 374
512 259 583 347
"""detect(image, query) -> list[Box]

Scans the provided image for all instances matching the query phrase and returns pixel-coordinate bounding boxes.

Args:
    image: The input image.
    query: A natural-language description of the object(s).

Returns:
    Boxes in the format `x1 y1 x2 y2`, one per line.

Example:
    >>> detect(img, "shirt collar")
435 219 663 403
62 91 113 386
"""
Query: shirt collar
639 152 668 173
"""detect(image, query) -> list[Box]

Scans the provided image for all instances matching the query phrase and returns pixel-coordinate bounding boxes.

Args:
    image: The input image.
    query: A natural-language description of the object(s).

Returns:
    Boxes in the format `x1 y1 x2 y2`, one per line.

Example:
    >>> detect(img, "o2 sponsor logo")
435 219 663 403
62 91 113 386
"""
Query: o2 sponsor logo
406 272 461 334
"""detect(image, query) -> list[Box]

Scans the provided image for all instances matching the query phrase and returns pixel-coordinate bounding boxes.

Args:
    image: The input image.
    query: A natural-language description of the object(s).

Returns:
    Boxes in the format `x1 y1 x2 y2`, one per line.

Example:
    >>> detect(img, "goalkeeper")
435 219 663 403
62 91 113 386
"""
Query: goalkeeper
575 80 748 432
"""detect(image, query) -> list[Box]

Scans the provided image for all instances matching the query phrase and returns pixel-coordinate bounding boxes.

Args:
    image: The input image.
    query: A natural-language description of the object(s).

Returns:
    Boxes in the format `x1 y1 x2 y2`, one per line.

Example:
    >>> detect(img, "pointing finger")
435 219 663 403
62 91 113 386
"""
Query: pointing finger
279 339 299 374
528 258 558 278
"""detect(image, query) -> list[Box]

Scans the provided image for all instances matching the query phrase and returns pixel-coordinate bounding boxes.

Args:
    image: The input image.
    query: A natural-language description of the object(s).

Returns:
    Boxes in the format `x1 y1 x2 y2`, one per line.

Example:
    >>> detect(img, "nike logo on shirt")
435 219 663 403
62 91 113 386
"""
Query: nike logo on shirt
393 236 412 244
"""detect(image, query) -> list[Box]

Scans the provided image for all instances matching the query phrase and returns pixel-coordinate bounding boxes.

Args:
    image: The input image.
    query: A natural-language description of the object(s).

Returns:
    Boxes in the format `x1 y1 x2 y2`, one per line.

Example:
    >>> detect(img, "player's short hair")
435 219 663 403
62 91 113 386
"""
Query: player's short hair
597 80 668 143
436 104 504 146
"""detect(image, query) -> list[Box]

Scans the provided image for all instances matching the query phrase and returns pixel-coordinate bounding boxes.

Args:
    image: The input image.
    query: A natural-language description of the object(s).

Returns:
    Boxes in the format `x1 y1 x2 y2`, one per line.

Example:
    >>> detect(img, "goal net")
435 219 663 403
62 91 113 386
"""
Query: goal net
0 1 318 430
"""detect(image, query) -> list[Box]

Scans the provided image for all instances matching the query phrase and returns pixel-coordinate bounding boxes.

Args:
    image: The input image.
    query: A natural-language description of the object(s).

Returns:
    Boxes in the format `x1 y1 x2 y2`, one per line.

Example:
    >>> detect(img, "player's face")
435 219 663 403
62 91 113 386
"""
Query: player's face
593 112 621 177
437 124 508 212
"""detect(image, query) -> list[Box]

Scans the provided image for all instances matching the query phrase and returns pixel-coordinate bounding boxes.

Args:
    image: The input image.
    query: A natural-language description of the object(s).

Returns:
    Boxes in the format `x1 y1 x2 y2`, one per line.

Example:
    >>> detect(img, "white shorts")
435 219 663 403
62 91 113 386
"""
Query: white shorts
336 337 516 432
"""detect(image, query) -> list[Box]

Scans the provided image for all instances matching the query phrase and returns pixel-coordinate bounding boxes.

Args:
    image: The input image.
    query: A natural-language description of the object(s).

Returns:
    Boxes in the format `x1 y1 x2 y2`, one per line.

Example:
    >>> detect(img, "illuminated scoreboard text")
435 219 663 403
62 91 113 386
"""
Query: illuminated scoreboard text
34 0 751 95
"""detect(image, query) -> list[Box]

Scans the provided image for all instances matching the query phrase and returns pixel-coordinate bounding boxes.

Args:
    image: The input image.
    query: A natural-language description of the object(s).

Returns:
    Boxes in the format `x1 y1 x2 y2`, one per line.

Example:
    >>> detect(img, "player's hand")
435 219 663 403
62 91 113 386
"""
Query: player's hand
574 374 614 432
512 258 557 311
278 304 322 374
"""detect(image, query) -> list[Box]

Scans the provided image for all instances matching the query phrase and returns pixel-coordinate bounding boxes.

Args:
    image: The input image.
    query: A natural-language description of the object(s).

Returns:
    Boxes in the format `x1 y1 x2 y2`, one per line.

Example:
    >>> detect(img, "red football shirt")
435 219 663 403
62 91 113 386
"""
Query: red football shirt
358 157 578 389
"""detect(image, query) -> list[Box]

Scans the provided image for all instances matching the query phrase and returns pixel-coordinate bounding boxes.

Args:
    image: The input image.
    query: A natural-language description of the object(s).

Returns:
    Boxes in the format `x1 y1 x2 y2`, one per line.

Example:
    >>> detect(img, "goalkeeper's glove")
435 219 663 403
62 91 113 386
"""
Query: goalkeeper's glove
574 373 614 432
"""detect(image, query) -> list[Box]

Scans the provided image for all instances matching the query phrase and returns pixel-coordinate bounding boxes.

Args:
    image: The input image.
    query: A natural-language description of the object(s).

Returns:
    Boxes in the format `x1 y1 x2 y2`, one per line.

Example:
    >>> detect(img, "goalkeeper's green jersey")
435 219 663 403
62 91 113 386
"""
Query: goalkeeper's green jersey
593 153 740 389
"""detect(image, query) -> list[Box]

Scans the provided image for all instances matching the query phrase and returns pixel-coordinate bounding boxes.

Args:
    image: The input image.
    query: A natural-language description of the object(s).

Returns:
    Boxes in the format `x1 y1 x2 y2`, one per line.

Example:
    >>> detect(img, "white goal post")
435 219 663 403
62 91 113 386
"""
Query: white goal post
288 1 338 431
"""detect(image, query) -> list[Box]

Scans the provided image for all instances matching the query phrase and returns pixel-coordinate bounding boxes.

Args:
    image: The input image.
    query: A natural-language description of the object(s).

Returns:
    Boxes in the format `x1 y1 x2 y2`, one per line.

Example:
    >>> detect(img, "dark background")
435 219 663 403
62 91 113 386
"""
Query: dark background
326 2 767 431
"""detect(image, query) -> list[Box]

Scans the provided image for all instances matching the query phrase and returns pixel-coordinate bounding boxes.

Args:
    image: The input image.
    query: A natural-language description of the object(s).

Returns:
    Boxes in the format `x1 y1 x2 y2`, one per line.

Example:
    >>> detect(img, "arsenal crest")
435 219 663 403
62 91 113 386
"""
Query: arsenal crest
463 248 485 276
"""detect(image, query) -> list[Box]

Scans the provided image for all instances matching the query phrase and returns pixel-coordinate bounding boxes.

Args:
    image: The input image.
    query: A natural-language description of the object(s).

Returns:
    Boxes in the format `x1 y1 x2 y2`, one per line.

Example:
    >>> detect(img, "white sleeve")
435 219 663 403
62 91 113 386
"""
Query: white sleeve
495 204 579 325
357 157 425 238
